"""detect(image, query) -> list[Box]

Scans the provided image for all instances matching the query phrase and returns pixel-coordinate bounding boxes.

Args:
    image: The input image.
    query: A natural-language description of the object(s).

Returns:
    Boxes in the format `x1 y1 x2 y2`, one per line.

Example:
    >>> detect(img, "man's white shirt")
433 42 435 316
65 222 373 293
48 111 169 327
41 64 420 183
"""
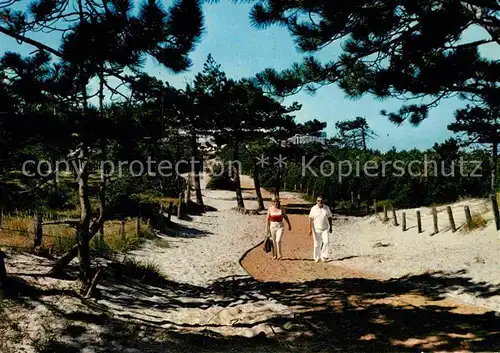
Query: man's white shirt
309 204 332 230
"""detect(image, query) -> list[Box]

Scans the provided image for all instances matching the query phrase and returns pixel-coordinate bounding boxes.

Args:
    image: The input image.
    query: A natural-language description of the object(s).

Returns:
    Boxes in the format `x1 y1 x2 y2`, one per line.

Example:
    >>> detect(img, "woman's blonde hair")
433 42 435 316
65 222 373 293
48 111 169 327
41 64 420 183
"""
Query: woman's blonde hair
271 195 281 207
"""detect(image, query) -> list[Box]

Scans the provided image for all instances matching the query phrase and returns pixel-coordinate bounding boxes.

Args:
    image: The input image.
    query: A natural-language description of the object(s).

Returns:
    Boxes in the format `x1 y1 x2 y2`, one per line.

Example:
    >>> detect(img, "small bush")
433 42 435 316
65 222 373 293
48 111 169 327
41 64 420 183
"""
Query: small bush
375 199 394 212
90 236 113 258
206 174 235 190
153 238 170 248
111 258 168 285
336 200 358 211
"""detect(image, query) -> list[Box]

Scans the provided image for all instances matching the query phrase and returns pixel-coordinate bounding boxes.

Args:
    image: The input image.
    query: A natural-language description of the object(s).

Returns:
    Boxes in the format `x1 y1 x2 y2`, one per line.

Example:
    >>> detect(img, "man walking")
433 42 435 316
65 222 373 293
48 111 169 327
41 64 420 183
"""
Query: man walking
308 195 333 262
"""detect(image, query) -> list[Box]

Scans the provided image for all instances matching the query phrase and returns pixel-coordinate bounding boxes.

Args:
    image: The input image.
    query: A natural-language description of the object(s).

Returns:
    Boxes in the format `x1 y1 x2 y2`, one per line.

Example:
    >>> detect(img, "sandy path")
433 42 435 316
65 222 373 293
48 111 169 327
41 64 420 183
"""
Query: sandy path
241 214 381 282
126 174 275 287
241 213 490 314
242 197 500 314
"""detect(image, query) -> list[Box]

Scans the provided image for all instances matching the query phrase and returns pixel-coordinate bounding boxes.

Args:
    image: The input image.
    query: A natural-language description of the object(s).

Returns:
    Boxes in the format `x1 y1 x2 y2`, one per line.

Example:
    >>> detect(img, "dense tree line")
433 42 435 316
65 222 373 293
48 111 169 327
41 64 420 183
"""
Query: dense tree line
260 137 491 211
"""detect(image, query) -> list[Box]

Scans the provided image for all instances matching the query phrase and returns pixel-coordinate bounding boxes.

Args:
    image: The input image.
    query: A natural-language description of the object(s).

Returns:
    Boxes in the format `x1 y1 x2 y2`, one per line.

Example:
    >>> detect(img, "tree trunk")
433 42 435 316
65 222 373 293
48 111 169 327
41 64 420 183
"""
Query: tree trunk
243 145 264 211
191 132 204 208
48 216 104 277
492 141 498 195
52 153 58 189
274 143 282 199
274 165 281 199
253 162 265 211
98 72 106 240
157 139 167 194
233 144 245 209
77 159 92 284
98 174 106 241
361 125 367 151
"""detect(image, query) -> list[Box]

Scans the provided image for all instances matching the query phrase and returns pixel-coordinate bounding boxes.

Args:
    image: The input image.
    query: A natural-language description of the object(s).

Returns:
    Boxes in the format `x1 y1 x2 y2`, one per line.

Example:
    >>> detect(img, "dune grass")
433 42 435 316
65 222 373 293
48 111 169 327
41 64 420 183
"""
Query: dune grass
0 214 155 257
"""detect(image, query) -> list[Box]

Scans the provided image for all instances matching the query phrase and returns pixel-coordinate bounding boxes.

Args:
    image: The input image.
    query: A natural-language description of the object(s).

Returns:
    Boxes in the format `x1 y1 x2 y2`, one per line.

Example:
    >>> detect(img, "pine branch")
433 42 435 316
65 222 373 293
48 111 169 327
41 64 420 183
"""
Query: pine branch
0 25 136 85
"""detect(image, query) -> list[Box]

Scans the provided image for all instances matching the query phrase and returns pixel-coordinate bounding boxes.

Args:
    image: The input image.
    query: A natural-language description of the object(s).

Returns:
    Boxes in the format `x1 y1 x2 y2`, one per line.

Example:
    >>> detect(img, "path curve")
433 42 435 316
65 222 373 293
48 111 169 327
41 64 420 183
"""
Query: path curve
239 194 490 317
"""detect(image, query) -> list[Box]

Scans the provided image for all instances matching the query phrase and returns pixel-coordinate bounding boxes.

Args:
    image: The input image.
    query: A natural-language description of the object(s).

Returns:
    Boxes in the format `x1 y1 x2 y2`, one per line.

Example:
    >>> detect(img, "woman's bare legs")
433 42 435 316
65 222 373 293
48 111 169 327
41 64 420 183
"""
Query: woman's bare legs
270 227 277 259
275 226 284 259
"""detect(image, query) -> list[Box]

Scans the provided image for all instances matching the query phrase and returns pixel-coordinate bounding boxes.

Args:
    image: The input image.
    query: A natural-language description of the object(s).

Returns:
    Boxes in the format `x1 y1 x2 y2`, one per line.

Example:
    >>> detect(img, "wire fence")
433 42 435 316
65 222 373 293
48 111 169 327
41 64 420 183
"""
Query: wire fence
0 213 144 254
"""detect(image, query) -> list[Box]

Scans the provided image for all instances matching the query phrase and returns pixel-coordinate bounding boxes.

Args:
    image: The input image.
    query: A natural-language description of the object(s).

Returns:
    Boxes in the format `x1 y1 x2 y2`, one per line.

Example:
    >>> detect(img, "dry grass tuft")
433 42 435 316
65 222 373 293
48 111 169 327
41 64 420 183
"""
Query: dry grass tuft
462 212 487 232
469 213 487 230
0 215 153 256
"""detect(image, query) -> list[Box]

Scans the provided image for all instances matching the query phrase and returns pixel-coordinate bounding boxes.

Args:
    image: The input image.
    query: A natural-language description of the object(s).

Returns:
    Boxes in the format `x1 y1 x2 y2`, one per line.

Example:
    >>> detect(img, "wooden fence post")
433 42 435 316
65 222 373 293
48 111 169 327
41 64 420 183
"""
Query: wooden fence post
284 182 287 191
177 193 183 219
185 174 191 202
136 217 140 237
446 206 456 233
491 194 500 231
306 188 309 196
294 184 297 191
432 206 438 234
373 199 377 214
383 205 389 222
417 210 422 233
350 191 354 202
392 208 398 226
402 212 406 231
158 205 164 233
0 250 6 289
464 206 472 229
34 210 43 248
167 201 173 224
312 190 315 200
99 221 104 240
120 220 125 240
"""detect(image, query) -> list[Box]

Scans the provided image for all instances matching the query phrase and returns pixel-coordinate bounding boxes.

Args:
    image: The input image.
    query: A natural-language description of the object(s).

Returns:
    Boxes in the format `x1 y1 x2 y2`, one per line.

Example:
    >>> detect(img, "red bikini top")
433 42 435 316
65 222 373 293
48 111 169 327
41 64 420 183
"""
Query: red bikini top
268 208 283 222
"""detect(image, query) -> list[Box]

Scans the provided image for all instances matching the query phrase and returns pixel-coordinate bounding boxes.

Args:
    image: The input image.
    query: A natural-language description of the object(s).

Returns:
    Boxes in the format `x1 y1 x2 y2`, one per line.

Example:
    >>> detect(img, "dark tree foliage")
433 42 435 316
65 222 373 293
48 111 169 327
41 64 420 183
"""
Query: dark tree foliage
449 103 500 193
1 0 204 76
335 117 377 151
296 118 326 137
212 0 499 124
449 105 500 146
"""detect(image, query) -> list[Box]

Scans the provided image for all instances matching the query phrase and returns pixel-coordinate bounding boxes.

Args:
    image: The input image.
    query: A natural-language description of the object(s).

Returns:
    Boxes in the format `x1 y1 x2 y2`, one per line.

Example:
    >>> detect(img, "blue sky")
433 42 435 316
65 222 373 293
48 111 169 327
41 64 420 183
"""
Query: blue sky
1 0 498 152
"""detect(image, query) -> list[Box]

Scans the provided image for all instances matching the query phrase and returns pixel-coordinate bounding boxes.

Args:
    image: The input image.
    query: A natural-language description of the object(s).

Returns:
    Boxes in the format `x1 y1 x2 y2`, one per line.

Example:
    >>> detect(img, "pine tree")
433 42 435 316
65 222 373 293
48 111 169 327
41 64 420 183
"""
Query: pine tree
335 117 377 151
0 0 204 283
449 103 500 194
217 0 499 124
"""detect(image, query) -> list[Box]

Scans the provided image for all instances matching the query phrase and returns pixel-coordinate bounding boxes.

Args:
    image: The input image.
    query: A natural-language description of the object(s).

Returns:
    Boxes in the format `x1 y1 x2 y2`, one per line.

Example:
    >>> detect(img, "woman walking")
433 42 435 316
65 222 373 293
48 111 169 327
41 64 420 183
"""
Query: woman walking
266 195 292 260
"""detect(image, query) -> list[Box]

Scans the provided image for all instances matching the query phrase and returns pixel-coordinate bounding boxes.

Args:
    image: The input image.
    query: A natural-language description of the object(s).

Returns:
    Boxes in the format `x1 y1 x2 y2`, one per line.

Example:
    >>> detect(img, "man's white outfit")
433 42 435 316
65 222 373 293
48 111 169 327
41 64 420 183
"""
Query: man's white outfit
308 204 332 261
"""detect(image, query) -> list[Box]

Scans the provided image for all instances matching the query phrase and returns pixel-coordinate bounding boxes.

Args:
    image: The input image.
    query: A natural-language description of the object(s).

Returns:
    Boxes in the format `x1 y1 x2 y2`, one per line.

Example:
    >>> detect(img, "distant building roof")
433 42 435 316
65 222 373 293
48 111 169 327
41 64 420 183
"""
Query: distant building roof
285 132 327 145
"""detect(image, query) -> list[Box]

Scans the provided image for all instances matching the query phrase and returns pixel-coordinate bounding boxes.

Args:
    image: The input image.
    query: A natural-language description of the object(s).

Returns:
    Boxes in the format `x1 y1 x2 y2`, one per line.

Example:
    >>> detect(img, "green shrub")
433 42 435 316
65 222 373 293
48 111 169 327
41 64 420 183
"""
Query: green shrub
375 199 394 211
206 174 235 190
206 162 236 190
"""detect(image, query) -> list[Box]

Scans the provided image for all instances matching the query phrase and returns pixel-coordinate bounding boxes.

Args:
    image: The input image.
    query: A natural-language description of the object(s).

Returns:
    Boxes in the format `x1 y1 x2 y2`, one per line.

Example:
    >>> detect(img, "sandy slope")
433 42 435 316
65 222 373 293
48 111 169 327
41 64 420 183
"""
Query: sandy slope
326 198 500 312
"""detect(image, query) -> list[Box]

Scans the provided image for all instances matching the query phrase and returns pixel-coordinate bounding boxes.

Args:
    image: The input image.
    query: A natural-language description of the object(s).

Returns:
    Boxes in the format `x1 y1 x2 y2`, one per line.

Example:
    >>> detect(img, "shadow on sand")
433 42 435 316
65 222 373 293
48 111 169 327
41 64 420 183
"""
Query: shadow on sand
4 260 500 353
161 222 214 238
